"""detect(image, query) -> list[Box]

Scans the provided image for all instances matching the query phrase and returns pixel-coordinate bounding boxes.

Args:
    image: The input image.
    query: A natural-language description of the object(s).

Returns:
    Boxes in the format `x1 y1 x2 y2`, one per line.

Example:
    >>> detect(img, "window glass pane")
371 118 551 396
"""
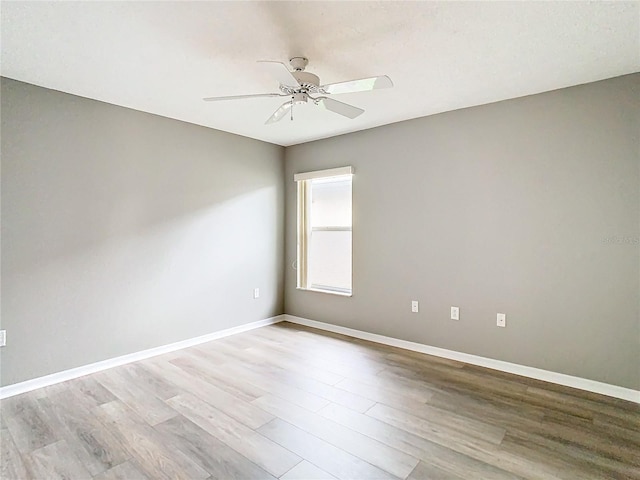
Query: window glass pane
308 231 352 292
311 176 352 227
297 169 353 295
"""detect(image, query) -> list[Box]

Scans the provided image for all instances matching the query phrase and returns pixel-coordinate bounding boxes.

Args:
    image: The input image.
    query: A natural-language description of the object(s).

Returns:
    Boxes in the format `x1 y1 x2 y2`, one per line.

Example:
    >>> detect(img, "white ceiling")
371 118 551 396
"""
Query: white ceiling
2 1 639 147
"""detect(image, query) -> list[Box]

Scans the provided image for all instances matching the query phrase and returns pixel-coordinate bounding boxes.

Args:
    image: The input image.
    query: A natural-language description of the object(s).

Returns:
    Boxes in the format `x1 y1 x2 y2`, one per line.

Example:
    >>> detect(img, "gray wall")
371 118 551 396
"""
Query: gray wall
285 74 640 390
1 78 285 386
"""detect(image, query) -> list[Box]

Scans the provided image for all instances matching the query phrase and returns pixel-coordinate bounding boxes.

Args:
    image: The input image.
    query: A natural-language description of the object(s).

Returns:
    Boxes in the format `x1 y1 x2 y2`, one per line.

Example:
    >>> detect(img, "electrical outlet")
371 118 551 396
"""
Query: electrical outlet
451 306 460 320
0 330 6 347
411 301 419 313
253 288 260 299
497 313 506 327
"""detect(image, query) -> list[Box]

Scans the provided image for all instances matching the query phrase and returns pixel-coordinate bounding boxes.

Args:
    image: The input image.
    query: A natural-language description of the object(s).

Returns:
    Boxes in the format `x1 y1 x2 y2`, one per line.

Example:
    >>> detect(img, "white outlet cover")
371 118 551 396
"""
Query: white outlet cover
0 330 5 347
497 313 506 327
411 301 419 313
451 306 460 320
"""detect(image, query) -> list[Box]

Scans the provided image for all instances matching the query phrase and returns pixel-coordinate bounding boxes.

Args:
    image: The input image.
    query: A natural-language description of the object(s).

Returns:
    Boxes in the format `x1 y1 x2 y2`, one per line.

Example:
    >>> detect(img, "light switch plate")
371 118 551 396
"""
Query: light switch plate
497 313 506 327
451 306 460 320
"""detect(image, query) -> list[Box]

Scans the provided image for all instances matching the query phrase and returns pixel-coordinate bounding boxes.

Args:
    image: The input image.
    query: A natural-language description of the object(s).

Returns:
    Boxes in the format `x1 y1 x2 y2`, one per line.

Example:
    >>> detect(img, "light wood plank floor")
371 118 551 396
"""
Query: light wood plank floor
2 322 639 480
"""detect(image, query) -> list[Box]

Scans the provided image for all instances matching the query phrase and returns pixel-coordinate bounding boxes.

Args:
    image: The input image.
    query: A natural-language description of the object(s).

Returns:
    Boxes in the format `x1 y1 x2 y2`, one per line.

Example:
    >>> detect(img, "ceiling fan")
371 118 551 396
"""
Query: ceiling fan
203 57 393 124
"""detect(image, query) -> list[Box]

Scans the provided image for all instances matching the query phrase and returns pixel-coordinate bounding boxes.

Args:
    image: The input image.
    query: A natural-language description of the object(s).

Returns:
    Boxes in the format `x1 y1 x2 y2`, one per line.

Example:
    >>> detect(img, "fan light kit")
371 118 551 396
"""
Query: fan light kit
203 57 393 124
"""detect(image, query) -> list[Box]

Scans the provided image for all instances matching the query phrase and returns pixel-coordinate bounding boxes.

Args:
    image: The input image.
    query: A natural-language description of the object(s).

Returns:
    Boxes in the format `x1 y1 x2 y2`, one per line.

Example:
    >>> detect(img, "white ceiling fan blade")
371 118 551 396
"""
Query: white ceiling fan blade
203 93 283 102
317 97 364 119
321 75 393 95
265 101 293 124
258 61 300 88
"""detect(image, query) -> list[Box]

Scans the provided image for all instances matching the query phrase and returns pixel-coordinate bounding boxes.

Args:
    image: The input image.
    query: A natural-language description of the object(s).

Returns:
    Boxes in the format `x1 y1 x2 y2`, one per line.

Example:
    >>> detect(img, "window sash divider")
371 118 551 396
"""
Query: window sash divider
311 226 352 232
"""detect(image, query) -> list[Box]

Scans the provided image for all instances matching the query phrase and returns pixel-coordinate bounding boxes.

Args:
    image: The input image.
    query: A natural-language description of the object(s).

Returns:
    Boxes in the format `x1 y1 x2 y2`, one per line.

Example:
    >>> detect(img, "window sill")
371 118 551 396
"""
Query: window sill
296 287 352 297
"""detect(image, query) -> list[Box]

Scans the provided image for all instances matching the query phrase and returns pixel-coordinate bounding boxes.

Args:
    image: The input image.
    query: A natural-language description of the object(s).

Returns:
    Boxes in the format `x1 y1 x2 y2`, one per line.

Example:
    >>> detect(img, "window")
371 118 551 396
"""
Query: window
295 167 353 296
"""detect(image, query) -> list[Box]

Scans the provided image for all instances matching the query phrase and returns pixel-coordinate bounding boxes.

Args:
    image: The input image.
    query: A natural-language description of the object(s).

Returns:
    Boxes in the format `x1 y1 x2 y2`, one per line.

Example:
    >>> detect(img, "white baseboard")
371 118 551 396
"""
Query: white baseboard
4 313 637 404
0 315 284 400
284 314 640 404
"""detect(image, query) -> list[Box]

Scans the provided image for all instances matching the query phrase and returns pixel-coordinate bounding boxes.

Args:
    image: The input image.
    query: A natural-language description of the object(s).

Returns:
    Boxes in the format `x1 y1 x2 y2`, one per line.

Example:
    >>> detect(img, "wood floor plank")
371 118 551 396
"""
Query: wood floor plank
381 352 471 383
592 413 640 446
499 433 630 480
503 428 640 478
356 365 446 400
213 333 256 350
172 351 268 402
426 389 546 427
201 340 345 386
319 402 529 480
1 393 58 454
120 363 182 401
297 331 448 371
335 377 435 413
39 388 130 476
407 460 465 480
252 394 419 479
1 428 29 480
271 370 377 413
267 336 379 387
92 460 150 480
22 439 92 480
165 393 301 477
360 378 516 443
281 460 338 479
383 353 529 396
383 363 600 428
154 414 277 480
141 357 275 429
427 390 624 467
95 400 210 480
94 368 178 426
385 398 508 445
257 418 397 480
266 327 407 376
30 381 69 400
367 402 506 446
237 367 329 412
194 345 376 413
381 362 531 406
208 359 331 412
461 362 635 410
257 344 350 385
526 386 640 428
244 331 388 380
538 412 640 467
274 323 446 369
71 376 117 407
382 347 467 369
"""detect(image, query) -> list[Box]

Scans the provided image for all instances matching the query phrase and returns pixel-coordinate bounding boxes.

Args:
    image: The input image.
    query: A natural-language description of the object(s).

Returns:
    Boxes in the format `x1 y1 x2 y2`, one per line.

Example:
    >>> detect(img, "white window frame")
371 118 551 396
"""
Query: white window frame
294 166 353 296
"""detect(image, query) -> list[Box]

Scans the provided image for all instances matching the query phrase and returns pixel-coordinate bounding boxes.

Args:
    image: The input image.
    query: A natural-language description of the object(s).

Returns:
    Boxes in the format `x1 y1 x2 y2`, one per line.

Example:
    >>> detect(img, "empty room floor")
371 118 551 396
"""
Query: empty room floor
1 322 639 480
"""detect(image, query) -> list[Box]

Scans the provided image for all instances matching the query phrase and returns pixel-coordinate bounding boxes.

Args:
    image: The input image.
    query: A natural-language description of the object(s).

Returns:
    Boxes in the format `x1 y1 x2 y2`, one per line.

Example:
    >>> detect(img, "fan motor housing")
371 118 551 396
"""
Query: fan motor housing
291 93 308 104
